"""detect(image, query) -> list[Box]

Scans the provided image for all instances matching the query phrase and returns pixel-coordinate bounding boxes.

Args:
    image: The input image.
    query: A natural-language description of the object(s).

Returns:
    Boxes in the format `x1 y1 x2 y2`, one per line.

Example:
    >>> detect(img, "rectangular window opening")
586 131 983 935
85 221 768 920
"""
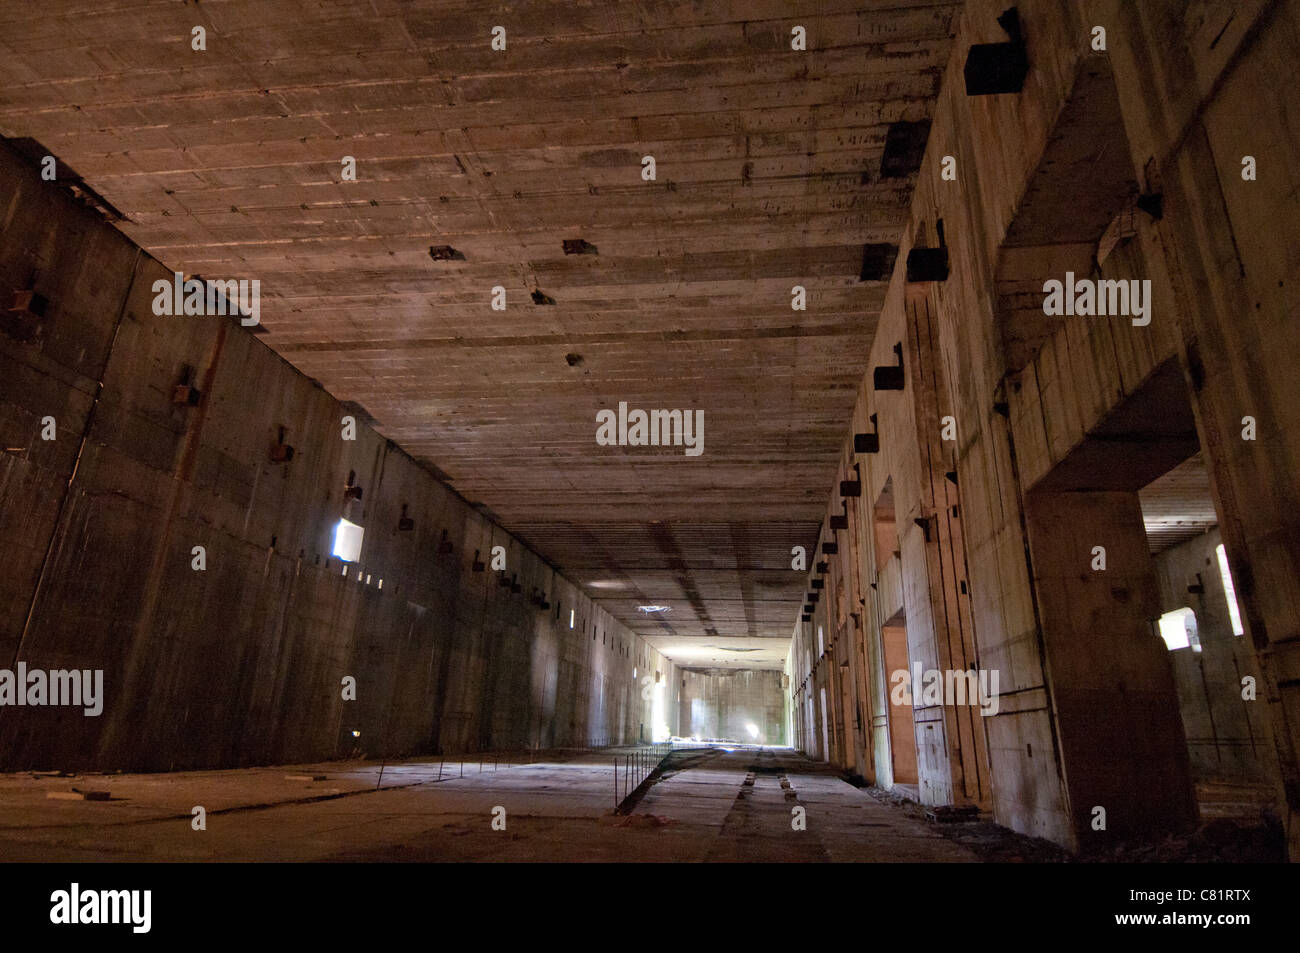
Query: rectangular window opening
1157 607 1198 651
332 518 364 563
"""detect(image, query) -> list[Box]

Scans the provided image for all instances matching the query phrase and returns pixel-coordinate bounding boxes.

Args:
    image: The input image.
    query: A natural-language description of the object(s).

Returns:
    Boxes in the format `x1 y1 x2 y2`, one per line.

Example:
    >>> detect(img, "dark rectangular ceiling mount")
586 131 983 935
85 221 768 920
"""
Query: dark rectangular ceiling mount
811 579 825 590
172 365 201 406
562 238 598 255
429 244 464 261
822 542 838 555
879 120 932 179
964 42 1028 95
859 243 899 282
807 593 819 603
874 344 905 391
829 513 848 530
3 289 49 341
963 8 1028 95
909 218 950 284
854 413 880 454
531 289 556 305
172 383 201 406
906 247 949 283
269 426 295 463
841 463 864 499
815 561 829 574
1136 193 1164 221
801 614 811 622
10 289 47 318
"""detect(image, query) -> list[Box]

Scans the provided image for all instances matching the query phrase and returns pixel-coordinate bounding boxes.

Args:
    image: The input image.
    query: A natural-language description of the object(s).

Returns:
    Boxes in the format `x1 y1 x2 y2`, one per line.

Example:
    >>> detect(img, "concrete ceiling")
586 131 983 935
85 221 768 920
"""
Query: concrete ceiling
0 0 960 670
1140 452 1218 555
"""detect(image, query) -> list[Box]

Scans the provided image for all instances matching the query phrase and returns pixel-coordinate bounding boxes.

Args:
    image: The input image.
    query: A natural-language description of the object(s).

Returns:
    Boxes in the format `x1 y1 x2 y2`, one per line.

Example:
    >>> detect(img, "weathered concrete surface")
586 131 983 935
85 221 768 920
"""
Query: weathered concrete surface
677 669 786 744
0 140 674 771
788 0 1300 858
0 0 967 660
1156 527 1280 785
0 747 978 862
0 0 1296 863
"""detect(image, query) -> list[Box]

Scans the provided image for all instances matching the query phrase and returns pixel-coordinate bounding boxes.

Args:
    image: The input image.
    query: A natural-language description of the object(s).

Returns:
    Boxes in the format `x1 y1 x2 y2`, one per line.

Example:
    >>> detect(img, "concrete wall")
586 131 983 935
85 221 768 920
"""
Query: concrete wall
790 0 1300 855
678 669 784 745
0 139 675 771
1155 527 1280 784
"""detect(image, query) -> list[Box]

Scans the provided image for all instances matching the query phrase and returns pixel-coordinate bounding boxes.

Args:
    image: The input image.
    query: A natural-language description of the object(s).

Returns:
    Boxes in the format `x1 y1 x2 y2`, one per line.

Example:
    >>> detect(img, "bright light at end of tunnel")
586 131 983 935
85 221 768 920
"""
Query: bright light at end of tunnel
746 723 759 739
654 644 724 660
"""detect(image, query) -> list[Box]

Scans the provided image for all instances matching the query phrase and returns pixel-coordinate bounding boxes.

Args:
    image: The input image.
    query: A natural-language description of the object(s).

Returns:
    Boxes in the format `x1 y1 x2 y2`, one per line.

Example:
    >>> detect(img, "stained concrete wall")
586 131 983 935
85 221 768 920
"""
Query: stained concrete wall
0 139 675 771
678 669 784 745
1155 528 1280 784
1101 0 1300 857
1025 490 1197 840
790 0 1300 855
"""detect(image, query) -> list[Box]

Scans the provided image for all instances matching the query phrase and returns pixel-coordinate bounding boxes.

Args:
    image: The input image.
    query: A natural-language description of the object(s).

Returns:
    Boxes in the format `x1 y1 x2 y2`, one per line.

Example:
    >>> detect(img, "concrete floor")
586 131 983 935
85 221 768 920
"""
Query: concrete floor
0 746 978 862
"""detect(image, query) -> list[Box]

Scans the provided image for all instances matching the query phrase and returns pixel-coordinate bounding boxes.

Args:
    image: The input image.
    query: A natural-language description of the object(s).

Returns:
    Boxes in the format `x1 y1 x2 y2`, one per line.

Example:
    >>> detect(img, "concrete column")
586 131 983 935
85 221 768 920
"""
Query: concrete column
1026 489 1198 845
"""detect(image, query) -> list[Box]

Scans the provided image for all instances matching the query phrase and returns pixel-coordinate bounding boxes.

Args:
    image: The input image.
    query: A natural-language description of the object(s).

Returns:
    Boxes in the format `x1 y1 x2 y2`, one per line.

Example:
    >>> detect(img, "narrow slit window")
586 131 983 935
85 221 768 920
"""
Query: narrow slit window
1216 544 1245 636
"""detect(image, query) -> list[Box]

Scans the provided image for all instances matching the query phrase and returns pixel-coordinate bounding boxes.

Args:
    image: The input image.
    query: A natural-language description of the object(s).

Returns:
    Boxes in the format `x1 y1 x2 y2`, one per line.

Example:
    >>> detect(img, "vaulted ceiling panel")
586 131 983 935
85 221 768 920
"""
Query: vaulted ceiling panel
0 0 960 669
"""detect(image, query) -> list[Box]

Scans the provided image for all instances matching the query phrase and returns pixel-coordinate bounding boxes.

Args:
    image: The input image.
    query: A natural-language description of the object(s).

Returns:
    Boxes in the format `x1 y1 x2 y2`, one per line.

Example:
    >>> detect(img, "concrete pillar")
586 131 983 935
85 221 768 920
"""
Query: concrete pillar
1026 489 1198 845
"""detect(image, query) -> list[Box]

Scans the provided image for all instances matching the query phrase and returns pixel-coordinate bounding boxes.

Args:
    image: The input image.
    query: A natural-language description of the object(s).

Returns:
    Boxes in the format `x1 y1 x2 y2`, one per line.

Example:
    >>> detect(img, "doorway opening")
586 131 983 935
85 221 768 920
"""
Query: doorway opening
882 615 919 794
1024 359 1200 844
870 477 919 794
1140 451 1280 829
